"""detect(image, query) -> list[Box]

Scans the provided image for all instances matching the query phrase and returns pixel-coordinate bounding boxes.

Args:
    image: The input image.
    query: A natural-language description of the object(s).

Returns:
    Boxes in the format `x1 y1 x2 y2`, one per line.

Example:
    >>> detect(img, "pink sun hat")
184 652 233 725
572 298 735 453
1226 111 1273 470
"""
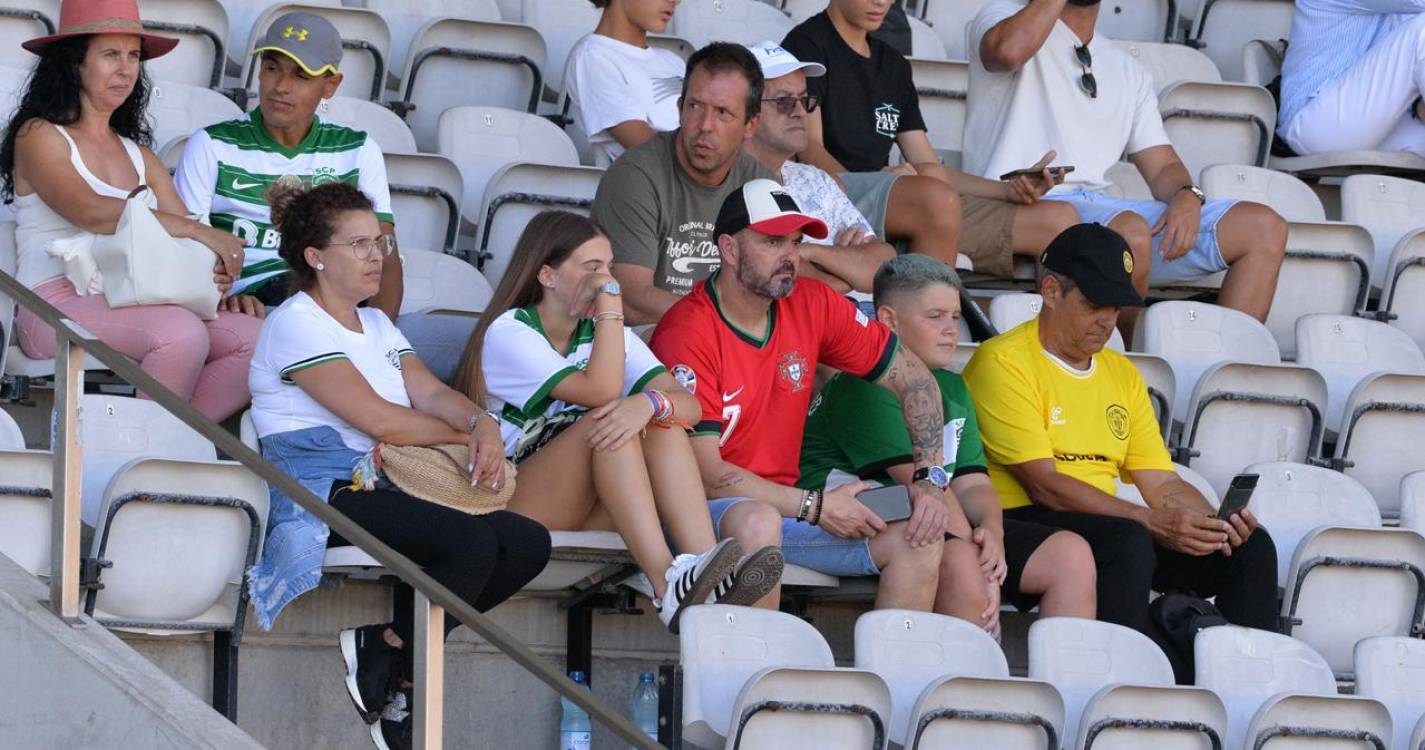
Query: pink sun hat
22 0 179 60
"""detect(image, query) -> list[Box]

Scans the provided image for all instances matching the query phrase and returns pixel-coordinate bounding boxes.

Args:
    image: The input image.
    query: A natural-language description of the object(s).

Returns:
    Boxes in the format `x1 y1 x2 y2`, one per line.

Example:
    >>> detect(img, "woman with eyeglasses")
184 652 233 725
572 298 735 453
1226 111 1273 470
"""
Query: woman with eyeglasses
247 180 551 749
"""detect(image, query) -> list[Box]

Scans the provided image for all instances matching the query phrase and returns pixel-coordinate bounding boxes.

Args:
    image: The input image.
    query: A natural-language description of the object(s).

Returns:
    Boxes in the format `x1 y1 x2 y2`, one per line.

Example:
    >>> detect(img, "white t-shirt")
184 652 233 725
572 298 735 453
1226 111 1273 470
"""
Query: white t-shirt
482 306 666 462
964 2 1170 192
564 33 685 164
780 162 876 246
249 292 414 452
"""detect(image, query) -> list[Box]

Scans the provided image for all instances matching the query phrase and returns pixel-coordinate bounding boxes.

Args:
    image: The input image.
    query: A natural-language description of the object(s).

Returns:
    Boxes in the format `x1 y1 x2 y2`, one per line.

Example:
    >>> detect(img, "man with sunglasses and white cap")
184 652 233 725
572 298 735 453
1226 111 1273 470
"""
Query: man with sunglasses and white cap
652 178 955 613
175 12 477 383
968 0 1288 331
744 40 894 293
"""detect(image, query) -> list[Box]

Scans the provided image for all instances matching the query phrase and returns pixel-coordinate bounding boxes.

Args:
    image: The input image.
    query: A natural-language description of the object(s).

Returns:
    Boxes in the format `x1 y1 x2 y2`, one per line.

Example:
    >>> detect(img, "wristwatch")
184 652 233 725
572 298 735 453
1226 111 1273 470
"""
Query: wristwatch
596 280 622 297
912 465 950 489
1178 185 1207 205
466 409 501 433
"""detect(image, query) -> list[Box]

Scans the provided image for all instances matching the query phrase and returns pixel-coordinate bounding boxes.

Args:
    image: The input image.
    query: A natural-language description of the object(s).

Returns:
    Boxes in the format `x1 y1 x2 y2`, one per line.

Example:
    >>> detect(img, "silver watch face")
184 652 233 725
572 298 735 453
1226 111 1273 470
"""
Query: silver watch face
598 281 622 296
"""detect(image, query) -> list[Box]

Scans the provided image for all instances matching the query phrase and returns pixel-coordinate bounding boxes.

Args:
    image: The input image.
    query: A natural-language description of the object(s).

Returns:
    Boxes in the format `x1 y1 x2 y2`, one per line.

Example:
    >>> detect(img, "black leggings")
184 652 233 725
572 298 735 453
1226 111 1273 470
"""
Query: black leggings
326 482 551 647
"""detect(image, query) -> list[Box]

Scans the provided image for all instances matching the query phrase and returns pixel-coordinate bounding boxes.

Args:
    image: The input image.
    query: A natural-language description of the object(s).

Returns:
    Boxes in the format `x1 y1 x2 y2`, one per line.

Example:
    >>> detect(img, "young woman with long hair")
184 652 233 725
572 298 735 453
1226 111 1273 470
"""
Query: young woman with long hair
456 210 784 632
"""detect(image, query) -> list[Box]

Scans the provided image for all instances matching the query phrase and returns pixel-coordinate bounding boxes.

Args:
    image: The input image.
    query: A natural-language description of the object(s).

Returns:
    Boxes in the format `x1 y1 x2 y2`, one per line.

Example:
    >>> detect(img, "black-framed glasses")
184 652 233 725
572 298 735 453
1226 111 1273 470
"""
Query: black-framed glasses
761 93 820 115
1074 44 1098 99
326 234 395 261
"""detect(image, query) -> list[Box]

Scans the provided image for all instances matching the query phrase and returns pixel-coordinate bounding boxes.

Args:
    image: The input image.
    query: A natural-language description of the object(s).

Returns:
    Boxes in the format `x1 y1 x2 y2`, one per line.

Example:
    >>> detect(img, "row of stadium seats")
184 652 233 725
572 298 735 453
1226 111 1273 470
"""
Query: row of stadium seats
674 606 1425 750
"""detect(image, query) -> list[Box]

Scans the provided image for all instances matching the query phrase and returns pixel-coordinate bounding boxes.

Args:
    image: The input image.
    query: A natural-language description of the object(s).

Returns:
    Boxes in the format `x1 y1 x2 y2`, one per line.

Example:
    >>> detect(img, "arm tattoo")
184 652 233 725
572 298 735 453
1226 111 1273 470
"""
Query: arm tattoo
884 348 944 468
709 471 744 493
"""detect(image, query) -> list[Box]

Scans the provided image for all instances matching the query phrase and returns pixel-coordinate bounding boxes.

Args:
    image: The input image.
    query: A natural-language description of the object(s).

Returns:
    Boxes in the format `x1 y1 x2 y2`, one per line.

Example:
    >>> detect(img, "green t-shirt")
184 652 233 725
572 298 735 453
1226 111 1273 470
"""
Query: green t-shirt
798 368 987 489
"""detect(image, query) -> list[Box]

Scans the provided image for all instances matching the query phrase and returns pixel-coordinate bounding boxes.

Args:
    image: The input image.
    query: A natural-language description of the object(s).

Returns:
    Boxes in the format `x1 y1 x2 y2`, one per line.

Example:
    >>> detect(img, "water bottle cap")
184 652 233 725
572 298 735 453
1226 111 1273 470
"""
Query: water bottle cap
570 670 587 683
639 673 655 682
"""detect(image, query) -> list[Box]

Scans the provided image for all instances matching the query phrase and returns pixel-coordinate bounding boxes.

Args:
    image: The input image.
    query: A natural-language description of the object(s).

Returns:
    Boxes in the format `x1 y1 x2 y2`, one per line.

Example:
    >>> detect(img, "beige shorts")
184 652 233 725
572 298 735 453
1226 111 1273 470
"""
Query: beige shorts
958 195 1018 277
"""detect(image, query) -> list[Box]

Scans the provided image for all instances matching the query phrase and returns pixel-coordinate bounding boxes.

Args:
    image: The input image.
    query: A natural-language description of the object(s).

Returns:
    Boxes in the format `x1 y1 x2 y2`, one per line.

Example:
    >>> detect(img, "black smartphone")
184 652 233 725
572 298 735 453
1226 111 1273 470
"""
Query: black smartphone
999 165 1076 181
857 484 914 524
1215 473 1259 521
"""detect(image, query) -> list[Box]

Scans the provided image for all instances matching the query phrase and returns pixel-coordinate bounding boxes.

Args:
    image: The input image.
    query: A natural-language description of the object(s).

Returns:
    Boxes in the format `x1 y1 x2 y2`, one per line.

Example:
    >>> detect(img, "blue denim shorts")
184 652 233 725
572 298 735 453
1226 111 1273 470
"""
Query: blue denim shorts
1045 189 1239 284
707 497 880 577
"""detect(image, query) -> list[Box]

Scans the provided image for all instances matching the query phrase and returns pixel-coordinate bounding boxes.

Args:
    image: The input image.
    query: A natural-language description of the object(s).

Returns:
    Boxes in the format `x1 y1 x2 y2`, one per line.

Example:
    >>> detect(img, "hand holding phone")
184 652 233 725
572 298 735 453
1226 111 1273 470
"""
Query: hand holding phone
1215 473 1259 521
999 165 1076 181
856 484 914 524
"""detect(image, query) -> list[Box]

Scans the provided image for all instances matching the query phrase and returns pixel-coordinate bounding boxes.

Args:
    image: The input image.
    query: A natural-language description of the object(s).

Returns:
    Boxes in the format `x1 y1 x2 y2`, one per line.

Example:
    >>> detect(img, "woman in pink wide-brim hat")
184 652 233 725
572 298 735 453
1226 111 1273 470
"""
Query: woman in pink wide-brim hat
22 0 178 58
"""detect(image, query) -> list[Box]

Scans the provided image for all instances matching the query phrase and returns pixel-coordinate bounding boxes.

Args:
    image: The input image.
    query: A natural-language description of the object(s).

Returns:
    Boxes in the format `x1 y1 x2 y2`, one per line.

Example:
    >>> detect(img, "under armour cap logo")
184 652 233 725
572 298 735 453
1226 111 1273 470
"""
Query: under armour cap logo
283 26 309 41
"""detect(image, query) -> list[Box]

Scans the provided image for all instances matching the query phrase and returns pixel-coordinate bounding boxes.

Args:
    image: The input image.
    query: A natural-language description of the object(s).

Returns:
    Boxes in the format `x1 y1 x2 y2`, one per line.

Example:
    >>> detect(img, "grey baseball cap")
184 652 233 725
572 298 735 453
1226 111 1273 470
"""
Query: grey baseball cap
252 12 342 76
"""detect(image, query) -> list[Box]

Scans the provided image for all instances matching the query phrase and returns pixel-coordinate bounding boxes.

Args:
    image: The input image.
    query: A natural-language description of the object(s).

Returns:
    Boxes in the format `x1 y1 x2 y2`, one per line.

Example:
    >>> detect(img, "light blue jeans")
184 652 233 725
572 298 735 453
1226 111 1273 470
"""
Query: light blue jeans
707 497 880 577
1046 189 1240 284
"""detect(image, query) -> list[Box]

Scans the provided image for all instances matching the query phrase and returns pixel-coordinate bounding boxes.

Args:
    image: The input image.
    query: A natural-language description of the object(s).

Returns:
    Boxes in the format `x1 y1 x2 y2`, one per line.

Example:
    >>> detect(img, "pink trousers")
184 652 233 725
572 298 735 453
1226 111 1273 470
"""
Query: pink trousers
16 277 261 422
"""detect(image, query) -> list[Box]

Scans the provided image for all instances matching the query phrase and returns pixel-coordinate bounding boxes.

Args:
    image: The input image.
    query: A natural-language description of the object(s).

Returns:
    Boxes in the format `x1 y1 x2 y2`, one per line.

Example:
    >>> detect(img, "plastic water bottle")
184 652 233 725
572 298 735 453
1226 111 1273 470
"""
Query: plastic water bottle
631 672 659 745
559 671 592 750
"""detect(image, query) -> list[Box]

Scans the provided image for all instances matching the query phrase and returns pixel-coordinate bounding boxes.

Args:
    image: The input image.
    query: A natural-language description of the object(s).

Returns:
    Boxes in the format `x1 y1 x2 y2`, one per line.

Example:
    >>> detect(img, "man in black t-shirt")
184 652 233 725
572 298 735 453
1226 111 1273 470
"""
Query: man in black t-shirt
782 0 1079 279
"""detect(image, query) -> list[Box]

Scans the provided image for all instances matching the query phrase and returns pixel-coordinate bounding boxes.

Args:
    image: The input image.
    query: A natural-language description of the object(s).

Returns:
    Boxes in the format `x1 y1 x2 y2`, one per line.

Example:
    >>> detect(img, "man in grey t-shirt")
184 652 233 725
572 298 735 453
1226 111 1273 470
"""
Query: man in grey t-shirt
592 42 777 326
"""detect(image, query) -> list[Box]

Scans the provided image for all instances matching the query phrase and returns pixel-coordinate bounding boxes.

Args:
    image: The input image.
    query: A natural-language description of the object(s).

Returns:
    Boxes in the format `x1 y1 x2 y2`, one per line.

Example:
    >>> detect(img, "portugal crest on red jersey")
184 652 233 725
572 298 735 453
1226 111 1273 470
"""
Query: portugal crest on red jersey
778 351 809 392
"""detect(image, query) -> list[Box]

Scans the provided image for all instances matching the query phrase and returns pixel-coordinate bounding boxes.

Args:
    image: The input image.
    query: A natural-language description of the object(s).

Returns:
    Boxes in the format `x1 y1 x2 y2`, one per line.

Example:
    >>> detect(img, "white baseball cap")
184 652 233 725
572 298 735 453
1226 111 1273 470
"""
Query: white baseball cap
746 40 826 80
714 178 829 240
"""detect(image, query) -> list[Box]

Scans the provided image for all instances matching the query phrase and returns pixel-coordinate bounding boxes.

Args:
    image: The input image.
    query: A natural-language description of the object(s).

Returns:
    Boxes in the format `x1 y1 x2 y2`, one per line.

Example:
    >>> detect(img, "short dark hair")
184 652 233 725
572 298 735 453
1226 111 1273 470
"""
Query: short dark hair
681 42 764 121
873 255 962 310
1041 269 1078 297
266 181 376 292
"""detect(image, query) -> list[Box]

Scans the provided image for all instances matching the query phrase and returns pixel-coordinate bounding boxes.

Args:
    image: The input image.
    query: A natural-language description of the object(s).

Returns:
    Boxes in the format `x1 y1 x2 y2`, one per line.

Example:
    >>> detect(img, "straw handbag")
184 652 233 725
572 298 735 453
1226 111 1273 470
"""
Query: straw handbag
355 443 516 515
89 186 221 320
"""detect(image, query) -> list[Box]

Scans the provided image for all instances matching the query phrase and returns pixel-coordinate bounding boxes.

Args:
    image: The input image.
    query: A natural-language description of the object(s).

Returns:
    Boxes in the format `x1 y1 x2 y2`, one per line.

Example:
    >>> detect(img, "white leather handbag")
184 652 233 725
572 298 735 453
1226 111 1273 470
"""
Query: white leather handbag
90 186 221 320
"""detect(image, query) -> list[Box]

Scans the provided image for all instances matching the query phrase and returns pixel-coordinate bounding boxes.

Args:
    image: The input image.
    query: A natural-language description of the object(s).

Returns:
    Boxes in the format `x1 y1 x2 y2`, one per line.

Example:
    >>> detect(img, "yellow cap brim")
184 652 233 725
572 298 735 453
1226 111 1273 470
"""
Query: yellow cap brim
252 46 339 77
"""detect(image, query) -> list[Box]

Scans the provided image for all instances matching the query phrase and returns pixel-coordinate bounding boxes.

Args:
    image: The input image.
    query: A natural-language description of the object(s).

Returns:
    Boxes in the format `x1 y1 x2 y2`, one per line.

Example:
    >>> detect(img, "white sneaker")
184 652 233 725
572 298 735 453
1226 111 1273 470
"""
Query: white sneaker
656 538 742 633
709 545 784 607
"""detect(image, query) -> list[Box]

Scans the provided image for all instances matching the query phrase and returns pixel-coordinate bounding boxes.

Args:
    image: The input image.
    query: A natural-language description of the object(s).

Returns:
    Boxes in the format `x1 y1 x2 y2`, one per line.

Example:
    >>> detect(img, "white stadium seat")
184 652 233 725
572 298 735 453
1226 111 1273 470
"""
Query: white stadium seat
0 1 55 72
1200 164 1323 223
396 18 547 150
923 0 992 60
513 0 603 95
1241 38 1285 87
1116 462 1218 509
678 604 892 750
1245 694 1393 750
1295 314 1425 434
1157 81 1276 179
0 448 53 576
436 105 579 235
1137 301 1281 422
855 610 1067 748
398 249 492 315
0 407 20 448
907 16 946 60
1096 0 1176 43
906 673 1063 750
476 162 604 287
1381 228 1425 353
1341 173 1425 292
1103 160 1154 201
1115 41 1219 94
1279 526 1425 679
1245 461 1383 585
1074 683 1227 750
148 81 244 166
141 0 229 89
241 5 390 103
1404 471 1425 533
647 33 696 61
316 95 417 154
1029 618 1180 749
1194 626 1371 750
1333 372 1425 519
353 0 502 91
383 152 465 254
908 58 968 159
1355 637 1425 750
1186 0 1294 83
670 0 794 49
1126 352 1177 435
1179 362 1327 497
781 0 827 25
1 220 109 380
77 395 216 528
989 293 1125 351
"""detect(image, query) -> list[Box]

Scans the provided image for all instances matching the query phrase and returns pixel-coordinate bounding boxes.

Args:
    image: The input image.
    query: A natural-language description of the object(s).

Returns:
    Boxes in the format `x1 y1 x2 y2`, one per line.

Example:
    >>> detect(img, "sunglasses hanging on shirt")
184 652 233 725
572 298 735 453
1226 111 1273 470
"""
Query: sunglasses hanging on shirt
1074 44 1098 99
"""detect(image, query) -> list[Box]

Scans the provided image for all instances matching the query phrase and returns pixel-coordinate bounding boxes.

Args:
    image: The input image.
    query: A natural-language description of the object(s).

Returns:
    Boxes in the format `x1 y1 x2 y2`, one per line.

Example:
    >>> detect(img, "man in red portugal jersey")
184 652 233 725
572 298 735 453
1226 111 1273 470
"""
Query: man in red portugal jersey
651 178 960 609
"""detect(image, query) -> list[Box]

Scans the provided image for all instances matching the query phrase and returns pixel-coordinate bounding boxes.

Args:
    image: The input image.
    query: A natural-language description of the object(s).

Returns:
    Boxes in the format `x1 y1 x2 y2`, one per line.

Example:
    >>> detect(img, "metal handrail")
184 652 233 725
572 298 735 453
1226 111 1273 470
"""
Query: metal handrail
0 267 661 750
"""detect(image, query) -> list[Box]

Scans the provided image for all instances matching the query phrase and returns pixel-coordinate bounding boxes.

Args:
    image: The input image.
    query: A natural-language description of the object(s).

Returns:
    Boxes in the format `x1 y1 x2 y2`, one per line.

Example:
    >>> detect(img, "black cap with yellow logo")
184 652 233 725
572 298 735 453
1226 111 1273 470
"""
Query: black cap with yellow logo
1040 223 1145 308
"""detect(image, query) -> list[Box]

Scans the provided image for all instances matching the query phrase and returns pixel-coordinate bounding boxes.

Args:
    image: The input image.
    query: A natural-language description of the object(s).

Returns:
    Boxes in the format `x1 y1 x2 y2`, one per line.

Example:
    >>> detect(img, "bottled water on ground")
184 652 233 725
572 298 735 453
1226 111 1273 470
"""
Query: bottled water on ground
560 671 592 750
631 672 659 745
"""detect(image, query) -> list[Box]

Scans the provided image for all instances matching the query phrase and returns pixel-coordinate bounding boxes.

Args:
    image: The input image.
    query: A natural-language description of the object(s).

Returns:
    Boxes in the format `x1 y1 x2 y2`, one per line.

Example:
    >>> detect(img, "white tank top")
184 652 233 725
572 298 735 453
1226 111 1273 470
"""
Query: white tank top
14 123 149 288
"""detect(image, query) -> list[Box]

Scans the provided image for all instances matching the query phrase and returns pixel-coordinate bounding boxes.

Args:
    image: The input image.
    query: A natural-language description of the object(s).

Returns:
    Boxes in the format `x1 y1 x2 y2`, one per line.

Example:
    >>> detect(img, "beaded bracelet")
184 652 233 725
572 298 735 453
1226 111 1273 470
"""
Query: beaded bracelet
809 489 824 526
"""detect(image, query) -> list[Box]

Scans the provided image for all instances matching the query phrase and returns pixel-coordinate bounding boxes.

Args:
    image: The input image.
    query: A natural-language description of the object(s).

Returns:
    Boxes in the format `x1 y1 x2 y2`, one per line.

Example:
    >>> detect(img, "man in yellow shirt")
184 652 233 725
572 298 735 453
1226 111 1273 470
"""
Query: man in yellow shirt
964 223 1277 672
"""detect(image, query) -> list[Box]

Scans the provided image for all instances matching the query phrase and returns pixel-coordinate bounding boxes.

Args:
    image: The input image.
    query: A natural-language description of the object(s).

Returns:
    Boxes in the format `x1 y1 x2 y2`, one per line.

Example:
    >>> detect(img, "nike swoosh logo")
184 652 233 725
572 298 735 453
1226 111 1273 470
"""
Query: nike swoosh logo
231 177 261 191
670 256 721 274
723 387 744 402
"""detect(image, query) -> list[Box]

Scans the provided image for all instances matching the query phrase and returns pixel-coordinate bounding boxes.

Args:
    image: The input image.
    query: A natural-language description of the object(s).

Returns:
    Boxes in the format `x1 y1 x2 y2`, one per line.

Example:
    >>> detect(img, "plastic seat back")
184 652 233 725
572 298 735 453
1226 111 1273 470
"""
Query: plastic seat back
78 395 216 528
1194 626 1338 750
1181 362 1326 497
1282 527 1425 678
1383 229 1425 353
1336 373 1425 517
1341 174 1425 291
907 16 946 60
1116 462 1218 509
1157 81 1276 179
989 294 1124 351
679 604 835 748
1187 0 1294 83
384 152 465 254
1097 0 1176 43
477 162 604 287
317 96 417 154
0 1 58 71
1075 684 1227 750
139 0 229 88
907 675 1064 750
1266 222 1376 358
1246 461 1381 584
399 19 547 149
1404 471 1425 534
726 666 893 750
854 610 1010 747
670 0 794 49
1245 694 1393 750
436 106 578 226
148 81 243 166
517 0 602 95
1029 618 1175 747
1126 352 1177 436
1297 314 1425 432
357 0 501 86
1201 164 1324 223
924 0 993 59
1116 40 1220 93
0 449 53 576
1139 301 1280 414
398 249 492 315
89 458 268 628
1355 637 1425 750
0 407 21 448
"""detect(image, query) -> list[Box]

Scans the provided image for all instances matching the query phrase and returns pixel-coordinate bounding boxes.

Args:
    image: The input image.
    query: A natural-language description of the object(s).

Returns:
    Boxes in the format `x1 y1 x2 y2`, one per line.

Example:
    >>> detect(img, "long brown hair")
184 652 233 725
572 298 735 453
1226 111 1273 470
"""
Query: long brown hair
454 210 606 405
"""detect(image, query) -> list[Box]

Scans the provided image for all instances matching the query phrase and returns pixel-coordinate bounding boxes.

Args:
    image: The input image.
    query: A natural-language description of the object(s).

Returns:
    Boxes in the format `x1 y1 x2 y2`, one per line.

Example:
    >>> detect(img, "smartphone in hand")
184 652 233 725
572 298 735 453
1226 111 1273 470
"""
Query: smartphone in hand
1215 473 1259 521
857 484 914 524
999 165 1075 181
